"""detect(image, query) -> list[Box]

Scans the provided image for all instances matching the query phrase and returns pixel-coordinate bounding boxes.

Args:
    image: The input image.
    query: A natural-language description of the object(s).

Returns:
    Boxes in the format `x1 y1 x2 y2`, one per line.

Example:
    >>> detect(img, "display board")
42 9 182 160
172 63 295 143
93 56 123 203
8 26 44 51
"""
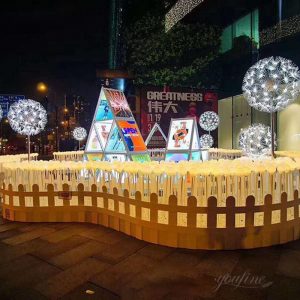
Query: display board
145 123 167 149
85 87 150 162
140 86 218 148
165 118 201 162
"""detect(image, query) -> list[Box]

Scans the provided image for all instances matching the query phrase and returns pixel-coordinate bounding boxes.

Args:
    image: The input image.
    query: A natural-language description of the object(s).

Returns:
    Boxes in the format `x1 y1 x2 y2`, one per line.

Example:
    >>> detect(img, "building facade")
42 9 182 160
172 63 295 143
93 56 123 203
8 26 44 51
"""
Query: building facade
166 0 300 150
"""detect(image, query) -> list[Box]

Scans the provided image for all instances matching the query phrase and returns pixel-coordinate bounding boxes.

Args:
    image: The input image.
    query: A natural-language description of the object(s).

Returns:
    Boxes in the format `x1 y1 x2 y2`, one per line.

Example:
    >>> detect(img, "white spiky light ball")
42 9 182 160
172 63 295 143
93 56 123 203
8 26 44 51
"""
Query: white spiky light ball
8 99 47 135
199 111 219 132
242 56 300 113
73 127 87 141
239 124 275 158
200 134 214 149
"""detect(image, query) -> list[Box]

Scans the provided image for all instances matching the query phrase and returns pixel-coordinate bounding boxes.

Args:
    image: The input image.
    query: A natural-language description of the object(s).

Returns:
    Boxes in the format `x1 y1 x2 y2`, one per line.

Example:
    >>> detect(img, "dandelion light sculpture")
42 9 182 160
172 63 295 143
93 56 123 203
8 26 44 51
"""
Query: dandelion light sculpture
242 56 300 157
200 134 214 149
239 124 275 158
199 111 219 133
72 127 87 149
0 106 3 122
8 99 47 160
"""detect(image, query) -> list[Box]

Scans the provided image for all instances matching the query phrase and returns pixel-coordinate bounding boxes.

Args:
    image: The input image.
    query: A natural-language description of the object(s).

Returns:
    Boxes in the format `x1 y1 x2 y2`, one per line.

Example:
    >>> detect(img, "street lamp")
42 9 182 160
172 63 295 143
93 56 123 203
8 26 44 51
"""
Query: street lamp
36 83 60 152
37 82 48 93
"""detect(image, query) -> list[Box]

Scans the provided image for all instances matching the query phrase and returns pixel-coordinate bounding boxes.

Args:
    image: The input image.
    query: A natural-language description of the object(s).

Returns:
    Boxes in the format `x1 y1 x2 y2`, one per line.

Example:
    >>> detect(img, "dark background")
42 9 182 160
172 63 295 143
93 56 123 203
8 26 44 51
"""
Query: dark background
0 0 110 103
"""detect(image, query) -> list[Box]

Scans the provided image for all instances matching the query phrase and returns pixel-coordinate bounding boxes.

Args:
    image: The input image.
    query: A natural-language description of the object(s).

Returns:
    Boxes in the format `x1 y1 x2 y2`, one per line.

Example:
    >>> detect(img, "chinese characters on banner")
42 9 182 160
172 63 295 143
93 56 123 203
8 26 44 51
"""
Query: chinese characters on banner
140 87 218 148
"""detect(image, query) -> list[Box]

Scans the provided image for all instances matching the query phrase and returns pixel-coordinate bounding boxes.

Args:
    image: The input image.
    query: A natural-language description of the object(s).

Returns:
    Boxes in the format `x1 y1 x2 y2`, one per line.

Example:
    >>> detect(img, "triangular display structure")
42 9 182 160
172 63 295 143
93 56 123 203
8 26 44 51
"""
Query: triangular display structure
145 123 167 148
85 87 151 162
165 117 201 162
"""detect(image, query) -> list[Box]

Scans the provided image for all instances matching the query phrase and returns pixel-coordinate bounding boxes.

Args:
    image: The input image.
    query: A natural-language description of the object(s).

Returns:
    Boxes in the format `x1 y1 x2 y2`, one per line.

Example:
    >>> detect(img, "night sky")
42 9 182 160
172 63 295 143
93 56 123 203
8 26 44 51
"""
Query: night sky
0 0 110 103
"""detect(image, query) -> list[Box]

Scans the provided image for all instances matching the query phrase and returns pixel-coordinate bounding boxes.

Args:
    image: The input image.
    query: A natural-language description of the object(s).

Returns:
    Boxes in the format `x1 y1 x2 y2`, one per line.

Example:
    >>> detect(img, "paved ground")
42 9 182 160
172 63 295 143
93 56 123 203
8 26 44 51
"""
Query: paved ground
0 213 300 300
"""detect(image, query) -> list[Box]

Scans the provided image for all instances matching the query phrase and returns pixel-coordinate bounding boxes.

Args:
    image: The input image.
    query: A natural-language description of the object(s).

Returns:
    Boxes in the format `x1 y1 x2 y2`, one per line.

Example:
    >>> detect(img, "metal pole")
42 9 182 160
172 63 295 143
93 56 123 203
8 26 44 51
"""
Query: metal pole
270 112 275 158
28 134 31 161
78 140 80 150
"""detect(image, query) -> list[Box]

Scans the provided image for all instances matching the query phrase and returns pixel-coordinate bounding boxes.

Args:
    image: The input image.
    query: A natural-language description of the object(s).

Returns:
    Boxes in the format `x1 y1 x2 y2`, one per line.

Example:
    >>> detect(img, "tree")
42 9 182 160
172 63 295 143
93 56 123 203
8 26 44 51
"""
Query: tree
124 15 221 88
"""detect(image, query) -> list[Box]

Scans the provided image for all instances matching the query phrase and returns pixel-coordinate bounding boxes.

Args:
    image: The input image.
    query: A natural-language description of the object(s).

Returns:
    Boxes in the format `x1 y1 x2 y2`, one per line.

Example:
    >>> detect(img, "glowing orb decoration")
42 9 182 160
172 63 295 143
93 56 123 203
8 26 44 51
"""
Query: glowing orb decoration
73 127 87 141
242 56 300 113
199 111 219 131
8 99 47 136
239 124 276 158
200 134 214 149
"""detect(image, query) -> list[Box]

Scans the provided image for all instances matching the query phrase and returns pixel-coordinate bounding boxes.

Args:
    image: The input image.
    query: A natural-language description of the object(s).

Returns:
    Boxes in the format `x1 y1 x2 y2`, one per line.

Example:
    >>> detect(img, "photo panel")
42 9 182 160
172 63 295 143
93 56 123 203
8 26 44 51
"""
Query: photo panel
165 153 189 162
167 119 194 151
105 123 126 152
131 153 151 163
104 89 133 118
94 120 113 149
118 120 147 152
86 126 103 152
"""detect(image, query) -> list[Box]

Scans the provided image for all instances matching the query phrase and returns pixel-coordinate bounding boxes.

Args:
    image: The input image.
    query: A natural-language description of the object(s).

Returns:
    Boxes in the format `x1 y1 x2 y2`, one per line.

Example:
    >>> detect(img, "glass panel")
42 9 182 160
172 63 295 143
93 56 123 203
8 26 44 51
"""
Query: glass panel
233 13 251 39
252 9 260 49
218 97 233 149
232 95 251 149
220 25 232 53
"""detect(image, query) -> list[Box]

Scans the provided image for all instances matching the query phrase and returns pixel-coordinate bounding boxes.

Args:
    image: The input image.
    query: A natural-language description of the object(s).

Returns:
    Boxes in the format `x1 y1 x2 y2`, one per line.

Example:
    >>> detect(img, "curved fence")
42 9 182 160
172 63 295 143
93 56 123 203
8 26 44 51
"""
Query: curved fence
1 157 300 249
2 182 299 250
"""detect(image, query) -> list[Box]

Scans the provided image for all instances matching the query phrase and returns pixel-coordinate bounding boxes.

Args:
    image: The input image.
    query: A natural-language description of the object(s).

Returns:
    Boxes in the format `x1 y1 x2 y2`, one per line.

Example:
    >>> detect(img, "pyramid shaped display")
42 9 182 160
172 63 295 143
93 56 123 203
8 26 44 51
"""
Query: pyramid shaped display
165 117 201 162
85 87 151 162
145 123 167 148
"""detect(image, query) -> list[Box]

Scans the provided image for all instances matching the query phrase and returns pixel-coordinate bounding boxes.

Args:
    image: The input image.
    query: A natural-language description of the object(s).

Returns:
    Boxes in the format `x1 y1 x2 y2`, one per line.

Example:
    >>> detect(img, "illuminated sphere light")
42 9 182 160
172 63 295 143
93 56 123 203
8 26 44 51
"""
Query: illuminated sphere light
8 99 47 136
200 134 214 149
239 124 276 158
242 56 300 113
199 111 219 131
73 127 87 141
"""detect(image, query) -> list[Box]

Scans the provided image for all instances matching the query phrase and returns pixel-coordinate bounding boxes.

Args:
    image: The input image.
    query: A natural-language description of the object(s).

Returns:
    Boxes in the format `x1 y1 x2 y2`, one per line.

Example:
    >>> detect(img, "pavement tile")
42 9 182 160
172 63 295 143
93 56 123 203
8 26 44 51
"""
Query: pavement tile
0 256 60 292
79 226 113 241
0 238 50 265
137 243 174 261
0 254 53 282
62 281 120 300
94 237 146 264
0 287 47 300
277 249 300 279
232 247 281 276
32 235 90 261
2 227 56 245
266 274 300 300
0 222 25 233
190 251 240 278
134 273 217 300
91 253 158 294
80 229 128 245
49 240 108 269
40 224 91 243
35 257 110 299
0 228 22 240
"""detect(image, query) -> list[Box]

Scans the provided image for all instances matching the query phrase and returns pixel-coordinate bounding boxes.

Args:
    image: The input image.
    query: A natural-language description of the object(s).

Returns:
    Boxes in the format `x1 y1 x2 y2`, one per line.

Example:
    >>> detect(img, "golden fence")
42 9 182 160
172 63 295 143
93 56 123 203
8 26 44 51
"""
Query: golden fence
2 157 300 249
2 182 300 250
0 153 38 173
53 151 84 161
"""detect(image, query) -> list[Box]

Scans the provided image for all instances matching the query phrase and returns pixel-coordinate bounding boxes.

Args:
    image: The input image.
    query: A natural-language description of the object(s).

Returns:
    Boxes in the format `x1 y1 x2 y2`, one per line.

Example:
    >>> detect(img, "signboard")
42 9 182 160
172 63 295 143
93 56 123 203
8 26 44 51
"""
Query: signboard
118 120 147 152
0 94 25 117
94 120 113 148
140 87 218 148
165 117 201 162
166 119 194 151
85 87 150 162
